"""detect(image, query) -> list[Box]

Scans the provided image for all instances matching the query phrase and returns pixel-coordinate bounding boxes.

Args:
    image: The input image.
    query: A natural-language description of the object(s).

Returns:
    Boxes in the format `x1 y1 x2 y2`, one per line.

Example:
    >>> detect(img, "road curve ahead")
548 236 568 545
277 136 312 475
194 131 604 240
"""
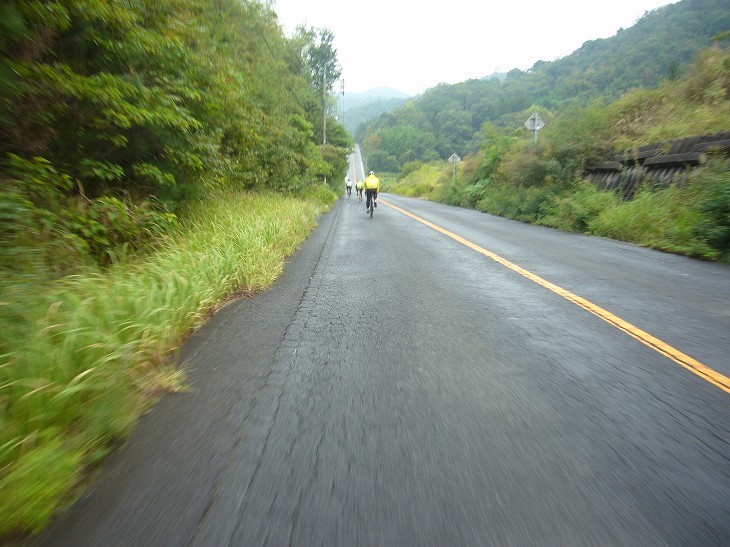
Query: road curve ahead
37 195 730 546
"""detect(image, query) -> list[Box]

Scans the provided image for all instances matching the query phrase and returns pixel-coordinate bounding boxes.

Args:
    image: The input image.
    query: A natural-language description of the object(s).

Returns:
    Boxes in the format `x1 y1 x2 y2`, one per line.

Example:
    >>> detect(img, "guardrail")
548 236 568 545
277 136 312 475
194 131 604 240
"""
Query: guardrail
587 131 730 198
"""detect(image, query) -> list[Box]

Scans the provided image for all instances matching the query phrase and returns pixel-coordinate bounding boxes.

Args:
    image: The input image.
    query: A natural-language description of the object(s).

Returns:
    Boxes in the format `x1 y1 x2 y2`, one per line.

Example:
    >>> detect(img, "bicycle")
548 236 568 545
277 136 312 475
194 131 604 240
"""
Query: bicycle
346 185 352 198
366 192 377 218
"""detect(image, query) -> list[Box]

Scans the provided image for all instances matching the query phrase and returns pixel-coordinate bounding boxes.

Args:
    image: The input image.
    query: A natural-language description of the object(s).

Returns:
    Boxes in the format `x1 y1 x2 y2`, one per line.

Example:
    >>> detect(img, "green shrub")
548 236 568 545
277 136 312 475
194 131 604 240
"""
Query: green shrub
474 182 522 218
399 161 423 178
0 436 83 536
495 142 565 189
1 155 178 274
545 99 613 169
470 180 563 223
439 178 472 207
691 158 730 260
539 181 620 232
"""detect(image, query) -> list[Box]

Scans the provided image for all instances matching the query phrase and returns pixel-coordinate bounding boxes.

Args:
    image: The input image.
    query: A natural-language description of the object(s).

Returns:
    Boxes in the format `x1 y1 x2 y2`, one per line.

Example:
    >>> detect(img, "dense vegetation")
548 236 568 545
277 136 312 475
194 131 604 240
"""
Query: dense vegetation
384 43 730 261
0 0 349 537
358 0 730 172
0 0 351 276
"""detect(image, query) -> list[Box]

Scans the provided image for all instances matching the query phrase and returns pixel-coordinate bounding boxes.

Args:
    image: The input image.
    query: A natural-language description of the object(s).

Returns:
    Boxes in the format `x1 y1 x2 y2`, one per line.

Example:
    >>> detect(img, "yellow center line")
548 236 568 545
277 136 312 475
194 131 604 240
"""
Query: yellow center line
381 198 730 395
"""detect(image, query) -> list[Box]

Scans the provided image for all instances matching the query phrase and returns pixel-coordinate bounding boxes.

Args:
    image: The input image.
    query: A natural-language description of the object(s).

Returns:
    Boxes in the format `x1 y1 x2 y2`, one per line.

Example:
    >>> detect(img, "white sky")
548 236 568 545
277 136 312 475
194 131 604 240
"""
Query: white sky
272 0 677 96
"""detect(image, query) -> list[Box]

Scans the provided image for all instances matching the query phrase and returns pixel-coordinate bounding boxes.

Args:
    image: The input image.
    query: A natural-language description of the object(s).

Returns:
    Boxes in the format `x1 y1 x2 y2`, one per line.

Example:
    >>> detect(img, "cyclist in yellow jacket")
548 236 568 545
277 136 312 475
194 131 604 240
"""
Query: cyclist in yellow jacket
363 171 380 213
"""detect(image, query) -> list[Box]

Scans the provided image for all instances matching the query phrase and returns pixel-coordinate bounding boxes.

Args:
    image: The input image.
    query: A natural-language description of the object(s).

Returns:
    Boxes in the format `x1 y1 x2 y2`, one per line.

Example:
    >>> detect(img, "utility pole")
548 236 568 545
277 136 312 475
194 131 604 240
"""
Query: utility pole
322 65 327 145
340 79 345 134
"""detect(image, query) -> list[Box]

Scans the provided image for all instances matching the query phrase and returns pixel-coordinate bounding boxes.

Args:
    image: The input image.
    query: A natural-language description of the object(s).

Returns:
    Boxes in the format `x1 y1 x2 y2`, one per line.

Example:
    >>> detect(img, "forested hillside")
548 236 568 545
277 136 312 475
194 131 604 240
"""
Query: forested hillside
344 96 408 134
358 0 730 172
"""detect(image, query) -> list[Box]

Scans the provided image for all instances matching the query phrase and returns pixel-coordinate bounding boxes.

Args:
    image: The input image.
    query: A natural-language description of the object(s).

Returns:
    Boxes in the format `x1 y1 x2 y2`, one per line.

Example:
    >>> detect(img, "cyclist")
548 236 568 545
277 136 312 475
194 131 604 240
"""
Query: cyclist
346 178 353 197
363 170 380 213
355 179 364 201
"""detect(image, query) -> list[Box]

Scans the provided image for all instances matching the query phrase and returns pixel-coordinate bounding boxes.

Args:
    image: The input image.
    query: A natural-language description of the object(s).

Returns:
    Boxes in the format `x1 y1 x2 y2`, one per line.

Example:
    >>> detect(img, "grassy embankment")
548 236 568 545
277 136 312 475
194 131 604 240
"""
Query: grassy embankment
385 158 730 262
0 187 336 538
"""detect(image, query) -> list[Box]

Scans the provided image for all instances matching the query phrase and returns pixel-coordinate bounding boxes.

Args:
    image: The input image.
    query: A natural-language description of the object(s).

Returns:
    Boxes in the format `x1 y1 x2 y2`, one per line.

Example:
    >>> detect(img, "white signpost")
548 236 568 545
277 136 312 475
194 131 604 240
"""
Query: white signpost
449 153 461 185
524 112 545 143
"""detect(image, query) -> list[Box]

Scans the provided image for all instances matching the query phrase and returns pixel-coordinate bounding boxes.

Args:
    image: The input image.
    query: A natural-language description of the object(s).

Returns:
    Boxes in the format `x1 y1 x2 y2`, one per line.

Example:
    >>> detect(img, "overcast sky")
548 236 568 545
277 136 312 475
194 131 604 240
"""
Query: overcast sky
272 0 677 96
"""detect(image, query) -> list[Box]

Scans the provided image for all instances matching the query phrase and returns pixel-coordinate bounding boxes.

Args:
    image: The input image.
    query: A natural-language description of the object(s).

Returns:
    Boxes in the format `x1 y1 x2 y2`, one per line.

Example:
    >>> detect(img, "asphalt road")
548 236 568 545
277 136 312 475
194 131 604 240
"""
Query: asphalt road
37 194 730 546
349 144 366 184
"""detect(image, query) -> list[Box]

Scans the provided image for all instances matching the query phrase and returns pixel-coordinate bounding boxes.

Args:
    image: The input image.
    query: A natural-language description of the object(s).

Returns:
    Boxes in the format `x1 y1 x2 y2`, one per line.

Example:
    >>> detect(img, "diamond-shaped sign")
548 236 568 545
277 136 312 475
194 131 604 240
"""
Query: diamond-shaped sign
524 113 545 131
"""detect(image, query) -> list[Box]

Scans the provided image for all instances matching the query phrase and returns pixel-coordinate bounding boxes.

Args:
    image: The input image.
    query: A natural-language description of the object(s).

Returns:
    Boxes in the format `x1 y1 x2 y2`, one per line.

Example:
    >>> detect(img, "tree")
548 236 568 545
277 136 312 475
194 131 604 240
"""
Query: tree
295 27 341 141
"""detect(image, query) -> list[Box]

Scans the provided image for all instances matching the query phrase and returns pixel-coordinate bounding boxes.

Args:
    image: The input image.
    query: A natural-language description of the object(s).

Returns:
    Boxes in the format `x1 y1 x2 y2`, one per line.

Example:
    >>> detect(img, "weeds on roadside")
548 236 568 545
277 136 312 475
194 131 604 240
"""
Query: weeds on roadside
385 164 446 200
387 158 730 262
0 189 335 537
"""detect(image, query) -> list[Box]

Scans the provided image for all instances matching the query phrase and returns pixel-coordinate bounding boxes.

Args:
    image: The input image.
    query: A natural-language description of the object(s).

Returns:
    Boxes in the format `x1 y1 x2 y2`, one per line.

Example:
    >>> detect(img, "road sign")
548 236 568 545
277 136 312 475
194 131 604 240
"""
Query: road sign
524 112 545 143
449 153 461 185
524 113 545 131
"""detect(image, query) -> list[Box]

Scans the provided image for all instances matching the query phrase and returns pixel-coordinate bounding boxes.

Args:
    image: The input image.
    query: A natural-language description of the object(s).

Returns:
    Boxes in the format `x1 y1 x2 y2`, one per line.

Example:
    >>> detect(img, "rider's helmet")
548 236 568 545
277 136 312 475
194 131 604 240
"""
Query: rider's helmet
369 170 374 175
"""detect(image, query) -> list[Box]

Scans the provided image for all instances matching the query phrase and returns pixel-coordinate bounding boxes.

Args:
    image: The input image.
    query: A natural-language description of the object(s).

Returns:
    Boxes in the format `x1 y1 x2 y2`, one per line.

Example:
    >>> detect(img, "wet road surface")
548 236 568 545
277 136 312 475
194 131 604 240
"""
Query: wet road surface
37 195 730 545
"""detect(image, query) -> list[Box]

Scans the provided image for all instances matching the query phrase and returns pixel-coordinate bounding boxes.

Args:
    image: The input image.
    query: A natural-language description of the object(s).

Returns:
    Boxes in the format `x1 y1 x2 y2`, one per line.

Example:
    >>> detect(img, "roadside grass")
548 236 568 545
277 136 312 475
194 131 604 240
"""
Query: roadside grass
383 164 448 200
473 181 563 223
538 181 622 232
0 188 336 537
587 183 717 258
385 159 730 262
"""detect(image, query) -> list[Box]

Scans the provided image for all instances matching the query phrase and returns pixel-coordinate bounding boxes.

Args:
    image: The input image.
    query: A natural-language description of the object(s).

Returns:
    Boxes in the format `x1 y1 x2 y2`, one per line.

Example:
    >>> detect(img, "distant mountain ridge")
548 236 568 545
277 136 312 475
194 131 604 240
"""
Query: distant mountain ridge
346 87 409 107
342 87 409 134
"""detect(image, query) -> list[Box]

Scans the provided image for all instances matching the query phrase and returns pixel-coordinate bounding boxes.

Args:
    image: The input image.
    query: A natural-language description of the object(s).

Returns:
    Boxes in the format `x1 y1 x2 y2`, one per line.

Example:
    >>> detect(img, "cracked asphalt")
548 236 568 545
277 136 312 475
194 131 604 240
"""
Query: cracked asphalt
36 194 730 546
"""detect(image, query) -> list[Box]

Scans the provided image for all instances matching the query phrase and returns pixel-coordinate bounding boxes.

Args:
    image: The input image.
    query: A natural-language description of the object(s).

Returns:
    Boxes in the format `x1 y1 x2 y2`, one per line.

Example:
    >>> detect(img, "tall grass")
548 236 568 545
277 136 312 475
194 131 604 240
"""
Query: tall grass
538 181 621 232
0 189 335 537
588 161 729 259
384 164 448 200
473 180 562 223
387 159 730 262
